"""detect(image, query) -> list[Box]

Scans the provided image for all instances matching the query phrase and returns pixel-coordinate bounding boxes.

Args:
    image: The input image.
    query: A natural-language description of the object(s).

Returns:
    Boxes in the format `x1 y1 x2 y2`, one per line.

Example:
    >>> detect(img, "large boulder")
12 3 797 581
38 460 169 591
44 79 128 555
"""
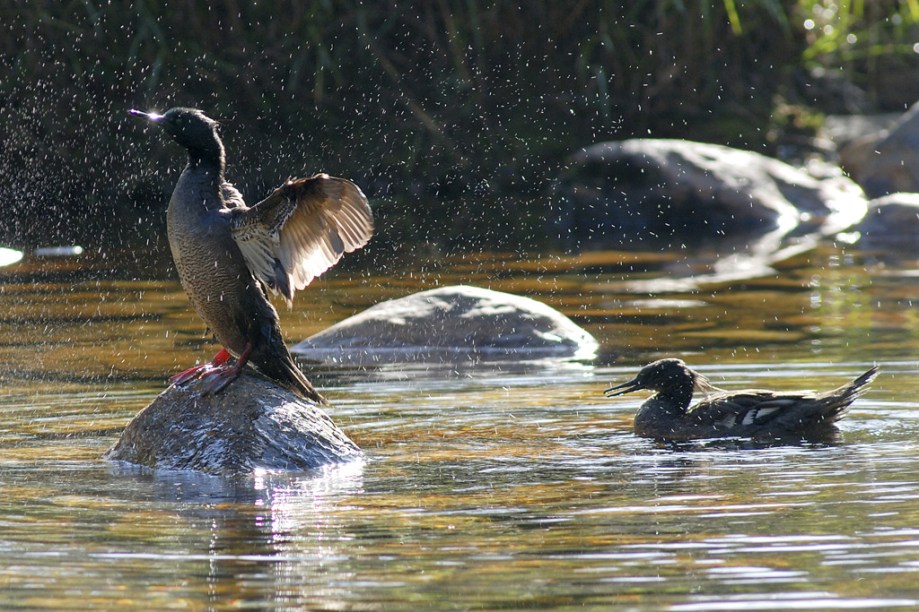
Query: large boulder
292 285 598 364
841 102 919 197
856 192 919 250
553 138 866 250
105 372 361 475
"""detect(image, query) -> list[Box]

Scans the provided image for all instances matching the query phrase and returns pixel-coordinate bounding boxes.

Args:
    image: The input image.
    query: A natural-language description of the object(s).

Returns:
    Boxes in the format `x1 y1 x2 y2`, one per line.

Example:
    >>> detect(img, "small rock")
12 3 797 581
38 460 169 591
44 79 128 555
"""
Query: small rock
292 285 598 364
105 371 361 475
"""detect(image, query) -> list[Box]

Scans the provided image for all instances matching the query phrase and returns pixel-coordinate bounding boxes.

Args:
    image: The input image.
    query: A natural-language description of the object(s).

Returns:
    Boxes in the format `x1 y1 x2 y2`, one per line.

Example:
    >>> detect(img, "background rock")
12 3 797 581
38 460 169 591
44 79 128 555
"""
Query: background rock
821 114 900 152
841 102 919 197
856 193 919 250
105 372 361 475
553 138 866 250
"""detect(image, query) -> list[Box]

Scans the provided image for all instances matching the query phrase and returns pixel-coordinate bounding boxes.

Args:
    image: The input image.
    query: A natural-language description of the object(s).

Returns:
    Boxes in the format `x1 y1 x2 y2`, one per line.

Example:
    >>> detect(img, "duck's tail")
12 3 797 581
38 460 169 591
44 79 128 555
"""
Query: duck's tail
820 365 879 422
251 339 326 405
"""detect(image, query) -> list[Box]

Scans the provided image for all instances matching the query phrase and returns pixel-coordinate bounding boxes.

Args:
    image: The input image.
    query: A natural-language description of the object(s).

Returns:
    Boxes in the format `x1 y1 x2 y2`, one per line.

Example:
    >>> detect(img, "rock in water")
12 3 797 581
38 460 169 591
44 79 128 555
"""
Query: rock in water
292 284 598 364
105 372 361 475
555 138 866 250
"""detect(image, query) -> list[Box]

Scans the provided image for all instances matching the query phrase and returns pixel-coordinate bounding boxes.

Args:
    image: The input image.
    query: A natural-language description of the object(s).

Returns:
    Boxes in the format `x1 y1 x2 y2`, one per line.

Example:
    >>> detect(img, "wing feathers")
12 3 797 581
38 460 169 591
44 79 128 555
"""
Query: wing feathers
230 174 373 306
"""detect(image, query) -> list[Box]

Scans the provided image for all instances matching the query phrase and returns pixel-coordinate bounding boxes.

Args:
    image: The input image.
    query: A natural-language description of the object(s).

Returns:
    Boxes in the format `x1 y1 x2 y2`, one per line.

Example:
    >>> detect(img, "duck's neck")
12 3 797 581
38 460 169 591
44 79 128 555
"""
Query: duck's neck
174 157 225 214
635 385 694 423
186 135 226 176
177 133 226 209
664 383 695 411
182 160 222 183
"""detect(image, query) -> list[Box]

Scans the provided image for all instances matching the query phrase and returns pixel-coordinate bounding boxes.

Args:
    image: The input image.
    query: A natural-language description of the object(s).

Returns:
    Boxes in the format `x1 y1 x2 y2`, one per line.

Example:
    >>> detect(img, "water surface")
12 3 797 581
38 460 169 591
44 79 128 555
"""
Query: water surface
0 245 917 609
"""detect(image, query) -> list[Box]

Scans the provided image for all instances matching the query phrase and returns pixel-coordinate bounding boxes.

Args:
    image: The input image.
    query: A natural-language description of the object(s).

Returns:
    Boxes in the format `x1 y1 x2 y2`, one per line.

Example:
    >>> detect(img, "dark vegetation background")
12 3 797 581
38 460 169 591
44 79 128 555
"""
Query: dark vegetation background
1 1 917 264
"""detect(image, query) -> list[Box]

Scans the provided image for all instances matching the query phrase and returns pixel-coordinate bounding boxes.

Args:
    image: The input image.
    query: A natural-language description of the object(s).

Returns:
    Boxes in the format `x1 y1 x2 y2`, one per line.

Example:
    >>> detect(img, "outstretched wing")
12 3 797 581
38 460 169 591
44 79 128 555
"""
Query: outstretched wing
229 174 373 306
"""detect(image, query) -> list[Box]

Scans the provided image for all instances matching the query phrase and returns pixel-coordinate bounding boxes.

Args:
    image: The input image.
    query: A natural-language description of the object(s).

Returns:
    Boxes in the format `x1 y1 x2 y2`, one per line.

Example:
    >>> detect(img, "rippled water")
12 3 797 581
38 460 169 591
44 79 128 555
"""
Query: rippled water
1 246 918 609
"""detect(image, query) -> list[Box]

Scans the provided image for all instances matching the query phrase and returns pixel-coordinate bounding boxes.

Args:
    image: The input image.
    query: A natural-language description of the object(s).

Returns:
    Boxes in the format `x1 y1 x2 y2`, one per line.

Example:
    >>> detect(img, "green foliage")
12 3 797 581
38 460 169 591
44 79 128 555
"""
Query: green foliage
793 0 919 112
0 0 912 252
799 0 919 64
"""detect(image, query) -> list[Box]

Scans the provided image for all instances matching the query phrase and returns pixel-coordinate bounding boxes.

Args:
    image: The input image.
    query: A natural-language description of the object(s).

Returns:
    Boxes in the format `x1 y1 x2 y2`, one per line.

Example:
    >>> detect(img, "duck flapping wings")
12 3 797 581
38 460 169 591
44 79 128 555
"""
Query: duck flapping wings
227 173 373 306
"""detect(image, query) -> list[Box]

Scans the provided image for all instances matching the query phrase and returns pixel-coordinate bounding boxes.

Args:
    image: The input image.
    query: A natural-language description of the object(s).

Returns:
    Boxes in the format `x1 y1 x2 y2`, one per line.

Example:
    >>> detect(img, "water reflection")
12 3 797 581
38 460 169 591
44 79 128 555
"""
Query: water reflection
1 247 919 607
100 461 367 608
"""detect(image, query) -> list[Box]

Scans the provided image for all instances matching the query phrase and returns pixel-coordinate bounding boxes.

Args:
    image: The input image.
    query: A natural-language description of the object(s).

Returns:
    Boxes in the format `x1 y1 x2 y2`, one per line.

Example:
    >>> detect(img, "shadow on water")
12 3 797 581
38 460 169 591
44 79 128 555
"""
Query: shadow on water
1 245 919 607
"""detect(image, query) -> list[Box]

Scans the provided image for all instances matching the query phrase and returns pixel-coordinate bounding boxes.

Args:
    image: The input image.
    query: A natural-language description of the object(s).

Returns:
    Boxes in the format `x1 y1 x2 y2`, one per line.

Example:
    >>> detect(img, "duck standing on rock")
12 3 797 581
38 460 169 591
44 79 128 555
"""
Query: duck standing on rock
131 108 373 403
605 359 878 441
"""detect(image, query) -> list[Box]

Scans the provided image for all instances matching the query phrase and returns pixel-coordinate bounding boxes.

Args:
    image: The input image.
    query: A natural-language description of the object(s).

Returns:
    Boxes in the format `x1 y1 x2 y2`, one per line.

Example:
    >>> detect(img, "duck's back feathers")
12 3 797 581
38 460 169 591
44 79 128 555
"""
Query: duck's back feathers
691 366 879 437
230 174 374 306
694 391 808 430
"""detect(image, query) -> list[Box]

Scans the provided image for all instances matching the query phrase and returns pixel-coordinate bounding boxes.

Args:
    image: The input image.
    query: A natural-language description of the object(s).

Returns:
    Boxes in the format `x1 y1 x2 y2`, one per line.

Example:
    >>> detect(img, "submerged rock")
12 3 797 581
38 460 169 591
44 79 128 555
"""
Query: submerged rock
292 285 598 364
105 372 361 475
554 138 866 250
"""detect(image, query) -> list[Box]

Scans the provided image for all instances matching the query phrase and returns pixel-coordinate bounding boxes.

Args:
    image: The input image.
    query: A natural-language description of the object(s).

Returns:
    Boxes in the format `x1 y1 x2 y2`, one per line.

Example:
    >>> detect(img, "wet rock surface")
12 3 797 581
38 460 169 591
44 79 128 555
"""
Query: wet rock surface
105 372 361 475
292 285 598 364
554 138 866 250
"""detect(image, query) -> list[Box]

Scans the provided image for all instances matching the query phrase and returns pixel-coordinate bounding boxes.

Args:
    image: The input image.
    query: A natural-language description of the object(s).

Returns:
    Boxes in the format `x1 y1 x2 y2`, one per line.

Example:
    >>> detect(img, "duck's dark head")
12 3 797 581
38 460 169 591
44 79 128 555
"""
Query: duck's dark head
130 107 224 168
605 358 704 397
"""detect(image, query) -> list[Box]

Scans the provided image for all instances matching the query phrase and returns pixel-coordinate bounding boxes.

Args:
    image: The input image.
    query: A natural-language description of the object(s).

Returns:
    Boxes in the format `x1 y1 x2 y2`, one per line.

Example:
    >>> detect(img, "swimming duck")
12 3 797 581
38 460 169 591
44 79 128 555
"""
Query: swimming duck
605 358 878 441
131 107 373 403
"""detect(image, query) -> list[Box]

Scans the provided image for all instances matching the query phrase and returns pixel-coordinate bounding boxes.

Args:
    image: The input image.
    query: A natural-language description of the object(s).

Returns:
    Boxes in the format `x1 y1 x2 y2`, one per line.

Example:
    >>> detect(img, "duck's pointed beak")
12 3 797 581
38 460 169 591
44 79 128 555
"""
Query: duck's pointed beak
604 376 643 397
129 109 163 121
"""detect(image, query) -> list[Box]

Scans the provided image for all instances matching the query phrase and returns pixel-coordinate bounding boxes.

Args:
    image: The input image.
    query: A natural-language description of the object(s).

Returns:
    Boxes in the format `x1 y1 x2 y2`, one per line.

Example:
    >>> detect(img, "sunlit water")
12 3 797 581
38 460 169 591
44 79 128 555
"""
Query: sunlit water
1 245 918 609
